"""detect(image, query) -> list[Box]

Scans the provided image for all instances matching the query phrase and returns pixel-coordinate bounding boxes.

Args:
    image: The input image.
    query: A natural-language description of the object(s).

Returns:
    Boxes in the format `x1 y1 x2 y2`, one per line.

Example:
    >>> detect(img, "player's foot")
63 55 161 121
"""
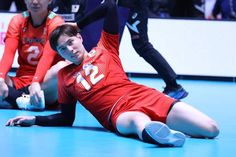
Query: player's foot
16 91 45 111
163 85 188 99
142 121 185 147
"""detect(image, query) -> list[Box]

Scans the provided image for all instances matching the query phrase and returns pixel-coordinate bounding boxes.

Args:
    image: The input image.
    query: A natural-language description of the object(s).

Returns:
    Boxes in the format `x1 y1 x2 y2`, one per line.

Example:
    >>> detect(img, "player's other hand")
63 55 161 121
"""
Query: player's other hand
29 82 42 106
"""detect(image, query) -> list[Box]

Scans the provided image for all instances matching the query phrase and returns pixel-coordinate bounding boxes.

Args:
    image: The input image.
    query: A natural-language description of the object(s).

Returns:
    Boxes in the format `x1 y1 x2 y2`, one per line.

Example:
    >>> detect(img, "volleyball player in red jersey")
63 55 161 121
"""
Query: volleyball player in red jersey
0 0 69 110
6 0 219 147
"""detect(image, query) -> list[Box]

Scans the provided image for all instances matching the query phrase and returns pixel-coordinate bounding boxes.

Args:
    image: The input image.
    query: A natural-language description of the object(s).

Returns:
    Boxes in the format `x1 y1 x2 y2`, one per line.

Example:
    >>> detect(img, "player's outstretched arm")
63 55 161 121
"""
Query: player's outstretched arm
6 102 76 127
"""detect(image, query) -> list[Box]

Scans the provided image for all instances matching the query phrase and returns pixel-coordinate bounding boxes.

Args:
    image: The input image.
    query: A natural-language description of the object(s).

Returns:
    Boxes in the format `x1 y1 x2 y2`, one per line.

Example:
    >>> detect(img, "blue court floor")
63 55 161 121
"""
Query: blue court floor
0 77 235 157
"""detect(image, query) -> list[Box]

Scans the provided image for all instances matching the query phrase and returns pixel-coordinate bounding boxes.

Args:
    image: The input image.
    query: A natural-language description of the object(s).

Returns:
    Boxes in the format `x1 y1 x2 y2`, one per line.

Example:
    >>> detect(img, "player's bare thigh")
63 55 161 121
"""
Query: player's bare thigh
5 75 14 87
43 60 71 83
41 61 71 104
166 102 219 138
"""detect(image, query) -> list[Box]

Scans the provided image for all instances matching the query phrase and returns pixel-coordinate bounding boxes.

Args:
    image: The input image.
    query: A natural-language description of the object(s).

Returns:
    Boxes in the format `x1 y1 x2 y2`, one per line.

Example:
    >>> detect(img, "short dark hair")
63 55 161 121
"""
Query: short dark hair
49 24 80 52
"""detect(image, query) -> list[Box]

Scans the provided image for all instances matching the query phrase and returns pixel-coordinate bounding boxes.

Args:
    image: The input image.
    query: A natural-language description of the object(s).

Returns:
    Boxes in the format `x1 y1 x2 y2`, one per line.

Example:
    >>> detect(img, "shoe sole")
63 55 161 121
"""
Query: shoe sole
174 91 188 100
144 122 185 147
168 90 189 100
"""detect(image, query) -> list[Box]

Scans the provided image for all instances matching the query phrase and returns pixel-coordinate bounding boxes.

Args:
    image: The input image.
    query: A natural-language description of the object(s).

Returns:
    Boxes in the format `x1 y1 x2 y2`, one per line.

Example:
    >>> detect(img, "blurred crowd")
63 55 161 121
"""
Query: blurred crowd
148 0 236 20
0 0 235 20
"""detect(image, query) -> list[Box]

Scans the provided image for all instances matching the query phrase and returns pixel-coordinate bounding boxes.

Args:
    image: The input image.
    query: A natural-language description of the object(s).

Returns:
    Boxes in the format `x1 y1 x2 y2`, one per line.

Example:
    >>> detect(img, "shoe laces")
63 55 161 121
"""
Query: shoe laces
21 93 31 110
22 93 30 98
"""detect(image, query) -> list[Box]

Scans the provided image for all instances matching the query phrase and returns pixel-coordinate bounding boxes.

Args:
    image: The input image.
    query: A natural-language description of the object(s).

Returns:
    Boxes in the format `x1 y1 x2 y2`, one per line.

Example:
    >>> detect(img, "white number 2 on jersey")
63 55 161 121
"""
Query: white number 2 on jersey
27 46 40 65
76 64 104 90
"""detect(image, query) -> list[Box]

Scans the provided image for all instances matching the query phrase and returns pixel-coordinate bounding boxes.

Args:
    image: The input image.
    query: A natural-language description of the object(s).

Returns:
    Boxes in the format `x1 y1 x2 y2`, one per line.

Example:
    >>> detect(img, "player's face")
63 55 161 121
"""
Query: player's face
24 0 52 13
57 34 86 65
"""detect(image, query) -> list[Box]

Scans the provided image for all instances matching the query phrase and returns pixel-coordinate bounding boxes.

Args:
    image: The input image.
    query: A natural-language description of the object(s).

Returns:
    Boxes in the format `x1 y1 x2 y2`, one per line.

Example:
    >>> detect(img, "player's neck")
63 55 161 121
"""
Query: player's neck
30 11 48 27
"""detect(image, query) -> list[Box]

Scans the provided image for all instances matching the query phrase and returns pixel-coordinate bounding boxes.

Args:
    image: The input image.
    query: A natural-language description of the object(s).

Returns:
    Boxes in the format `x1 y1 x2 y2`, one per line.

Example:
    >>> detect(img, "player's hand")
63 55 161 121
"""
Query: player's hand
29 82 43 106
6 116 36 127
0 78 9 102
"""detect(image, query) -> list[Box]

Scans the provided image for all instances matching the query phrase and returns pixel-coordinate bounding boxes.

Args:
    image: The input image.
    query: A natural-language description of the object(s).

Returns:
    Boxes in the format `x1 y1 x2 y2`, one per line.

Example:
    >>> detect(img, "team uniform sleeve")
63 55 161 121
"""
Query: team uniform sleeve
35 70 77 126
35 102 76 126
32 41 57 82
32 16 64 83
0 15 21 79
97 31 119 56
57 69 77 105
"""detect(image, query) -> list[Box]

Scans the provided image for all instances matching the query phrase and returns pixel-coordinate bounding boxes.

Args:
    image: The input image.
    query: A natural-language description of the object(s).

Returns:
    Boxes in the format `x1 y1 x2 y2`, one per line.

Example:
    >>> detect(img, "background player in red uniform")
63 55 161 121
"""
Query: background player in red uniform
6 0 219 147
0 0 69 110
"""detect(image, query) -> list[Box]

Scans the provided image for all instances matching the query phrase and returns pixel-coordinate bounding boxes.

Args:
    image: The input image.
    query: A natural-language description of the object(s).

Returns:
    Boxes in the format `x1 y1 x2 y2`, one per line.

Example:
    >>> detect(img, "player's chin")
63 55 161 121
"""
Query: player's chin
30 7 41 12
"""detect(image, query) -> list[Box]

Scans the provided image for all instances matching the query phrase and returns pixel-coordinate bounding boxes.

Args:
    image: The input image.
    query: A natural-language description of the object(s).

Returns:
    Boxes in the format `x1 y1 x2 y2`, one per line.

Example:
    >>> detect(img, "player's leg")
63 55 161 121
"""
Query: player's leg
126 2 188 99
13 61 70 110
4 75 14 87
0 76 29 109
116 111 151 139
166 102 219 138
41 61 70 105
1 61 68 110
116 111 185 147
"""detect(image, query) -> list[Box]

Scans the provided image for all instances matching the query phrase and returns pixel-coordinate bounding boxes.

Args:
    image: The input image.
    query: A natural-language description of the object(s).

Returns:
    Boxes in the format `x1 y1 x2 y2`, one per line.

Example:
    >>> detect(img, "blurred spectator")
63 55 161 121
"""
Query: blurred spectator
49 0 87 22
204 0 217 19
0 0 26 12
169 0 205 18
148 0 171 18
208 0 236 19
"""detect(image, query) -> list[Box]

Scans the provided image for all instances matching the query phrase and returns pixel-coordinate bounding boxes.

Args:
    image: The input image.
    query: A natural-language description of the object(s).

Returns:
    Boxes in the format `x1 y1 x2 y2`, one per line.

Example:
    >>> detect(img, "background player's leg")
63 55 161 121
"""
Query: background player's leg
41 61 70 105
126 1 188 99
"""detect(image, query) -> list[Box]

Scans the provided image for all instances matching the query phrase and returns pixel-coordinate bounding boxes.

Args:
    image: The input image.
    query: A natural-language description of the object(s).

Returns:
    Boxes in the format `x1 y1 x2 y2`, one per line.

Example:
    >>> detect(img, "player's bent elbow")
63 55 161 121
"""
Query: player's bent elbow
64 117 75 126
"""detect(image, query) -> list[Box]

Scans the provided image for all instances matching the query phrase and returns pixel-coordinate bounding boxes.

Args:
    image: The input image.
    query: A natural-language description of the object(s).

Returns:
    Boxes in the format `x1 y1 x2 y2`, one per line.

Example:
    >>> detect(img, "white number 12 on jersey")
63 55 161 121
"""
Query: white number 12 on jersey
76 64 104 90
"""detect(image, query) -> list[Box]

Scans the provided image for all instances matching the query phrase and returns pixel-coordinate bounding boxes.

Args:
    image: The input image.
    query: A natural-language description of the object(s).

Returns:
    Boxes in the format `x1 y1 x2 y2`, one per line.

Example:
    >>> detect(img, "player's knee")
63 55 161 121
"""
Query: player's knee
205 120 220 138
132 40 154 57
49 61 69 77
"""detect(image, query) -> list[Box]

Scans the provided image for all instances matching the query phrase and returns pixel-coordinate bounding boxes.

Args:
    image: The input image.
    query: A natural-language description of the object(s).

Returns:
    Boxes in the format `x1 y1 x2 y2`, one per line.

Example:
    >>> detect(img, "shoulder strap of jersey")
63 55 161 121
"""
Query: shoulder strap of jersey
22 11 30 18
48 11 57 19
45 11 59 36
20 11 30 34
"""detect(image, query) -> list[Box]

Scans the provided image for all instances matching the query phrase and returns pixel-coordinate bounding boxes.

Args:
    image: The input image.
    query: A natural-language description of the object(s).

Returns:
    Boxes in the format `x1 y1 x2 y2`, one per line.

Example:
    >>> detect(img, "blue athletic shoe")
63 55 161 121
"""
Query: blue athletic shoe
142 122 186 147
163 85 188 100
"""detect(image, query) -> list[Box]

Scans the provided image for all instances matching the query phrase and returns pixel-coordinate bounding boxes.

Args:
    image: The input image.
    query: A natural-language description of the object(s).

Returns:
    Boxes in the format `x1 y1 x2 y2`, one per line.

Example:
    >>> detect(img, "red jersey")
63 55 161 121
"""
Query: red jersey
0 11 64 89
58 31 175 131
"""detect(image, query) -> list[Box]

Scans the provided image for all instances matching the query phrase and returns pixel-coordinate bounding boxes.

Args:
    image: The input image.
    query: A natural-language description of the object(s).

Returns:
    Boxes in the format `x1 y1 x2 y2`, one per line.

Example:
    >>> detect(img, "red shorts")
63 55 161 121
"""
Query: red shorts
11 75 33 89
109 87 176 132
